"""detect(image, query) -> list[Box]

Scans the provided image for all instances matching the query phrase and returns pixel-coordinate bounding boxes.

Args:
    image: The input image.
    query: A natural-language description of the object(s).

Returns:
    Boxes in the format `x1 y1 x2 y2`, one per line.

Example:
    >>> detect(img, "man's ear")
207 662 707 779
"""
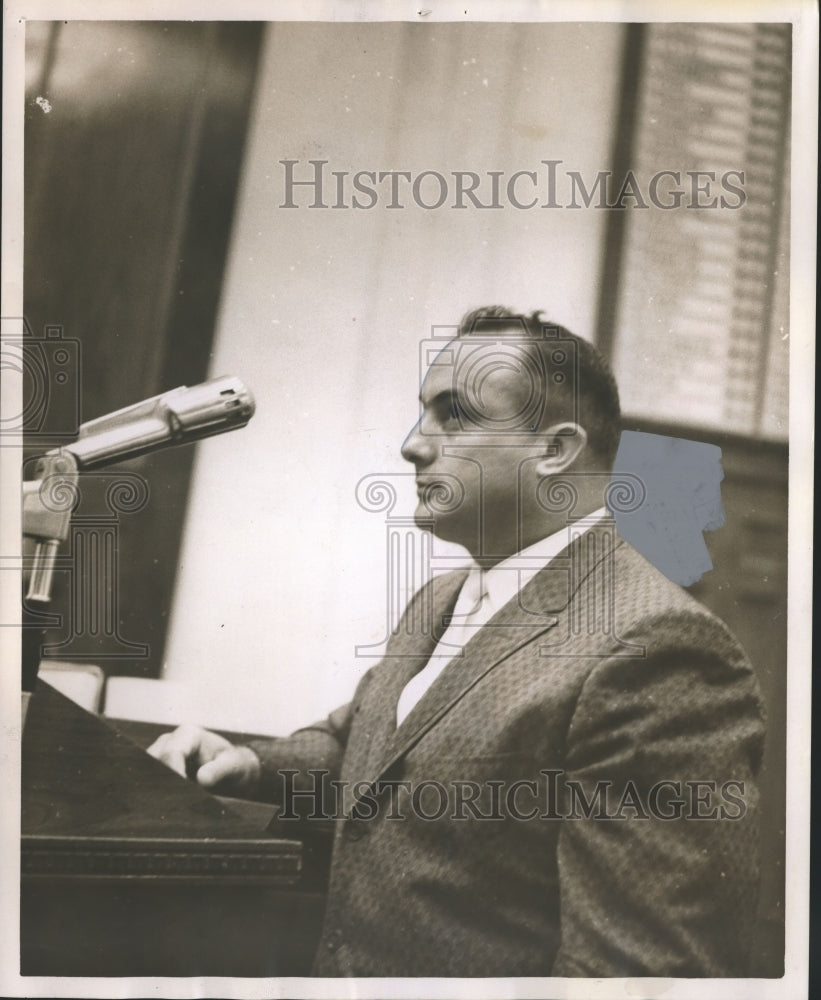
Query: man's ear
534 422 588 476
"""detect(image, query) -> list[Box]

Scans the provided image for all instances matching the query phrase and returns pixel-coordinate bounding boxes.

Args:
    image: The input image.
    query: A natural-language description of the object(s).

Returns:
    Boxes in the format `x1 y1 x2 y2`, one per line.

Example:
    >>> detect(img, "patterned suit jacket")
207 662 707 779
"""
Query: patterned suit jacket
249 523 765 977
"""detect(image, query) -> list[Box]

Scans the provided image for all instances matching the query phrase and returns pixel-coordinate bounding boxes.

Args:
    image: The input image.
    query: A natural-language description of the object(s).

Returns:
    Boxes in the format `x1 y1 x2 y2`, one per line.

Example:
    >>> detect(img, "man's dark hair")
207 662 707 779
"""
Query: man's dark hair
456 305 622 466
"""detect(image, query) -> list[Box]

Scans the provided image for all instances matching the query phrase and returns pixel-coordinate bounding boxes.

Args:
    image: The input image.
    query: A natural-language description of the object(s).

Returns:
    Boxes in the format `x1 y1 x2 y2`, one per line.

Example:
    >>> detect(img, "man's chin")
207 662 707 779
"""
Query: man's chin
411 503 437 532
411 505 473 549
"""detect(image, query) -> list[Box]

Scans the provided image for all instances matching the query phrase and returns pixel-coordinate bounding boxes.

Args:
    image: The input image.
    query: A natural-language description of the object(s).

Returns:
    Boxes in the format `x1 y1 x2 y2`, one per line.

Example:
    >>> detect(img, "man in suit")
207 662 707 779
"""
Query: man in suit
150 307 765 977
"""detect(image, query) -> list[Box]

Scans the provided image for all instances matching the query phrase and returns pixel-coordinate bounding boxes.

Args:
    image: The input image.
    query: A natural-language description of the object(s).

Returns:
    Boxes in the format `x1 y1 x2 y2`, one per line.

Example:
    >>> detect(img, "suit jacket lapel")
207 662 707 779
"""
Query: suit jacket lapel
349 523 624 810
351 568 468 805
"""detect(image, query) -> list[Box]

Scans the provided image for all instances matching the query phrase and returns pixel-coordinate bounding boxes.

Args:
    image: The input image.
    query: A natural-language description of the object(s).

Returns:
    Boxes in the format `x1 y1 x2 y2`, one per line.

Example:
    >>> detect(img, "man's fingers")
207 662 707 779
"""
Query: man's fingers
162 747 190 779
196 746 260 794
146 727 259 796
147 725 213 777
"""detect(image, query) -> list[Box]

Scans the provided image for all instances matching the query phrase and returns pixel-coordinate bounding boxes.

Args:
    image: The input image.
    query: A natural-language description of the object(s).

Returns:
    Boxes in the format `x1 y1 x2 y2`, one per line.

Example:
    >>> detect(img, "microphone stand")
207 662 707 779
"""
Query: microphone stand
22 449 78 694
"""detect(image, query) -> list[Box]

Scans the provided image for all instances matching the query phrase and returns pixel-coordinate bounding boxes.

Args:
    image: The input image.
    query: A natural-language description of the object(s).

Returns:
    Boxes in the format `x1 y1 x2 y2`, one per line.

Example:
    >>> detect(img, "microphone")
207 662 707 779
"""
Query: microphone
47 375 256 470
21 376 255 682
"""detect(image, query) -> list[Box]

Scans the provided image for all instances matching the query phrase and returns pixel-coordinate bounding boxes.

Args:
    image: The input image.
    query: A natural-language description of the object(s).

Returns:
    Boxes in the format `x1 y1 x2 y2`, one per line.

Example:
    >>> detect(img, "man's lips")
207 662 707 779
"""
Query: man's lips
415 478 454 508
414 475 465 515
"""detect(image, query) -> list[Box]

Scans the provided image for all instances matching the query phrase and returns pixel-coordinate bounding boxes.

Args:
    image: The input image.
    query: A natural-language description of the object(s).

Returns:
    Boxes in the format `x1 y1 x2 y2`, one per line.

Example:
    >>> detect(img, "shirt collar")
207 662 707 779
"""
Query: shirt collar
475 507 610 615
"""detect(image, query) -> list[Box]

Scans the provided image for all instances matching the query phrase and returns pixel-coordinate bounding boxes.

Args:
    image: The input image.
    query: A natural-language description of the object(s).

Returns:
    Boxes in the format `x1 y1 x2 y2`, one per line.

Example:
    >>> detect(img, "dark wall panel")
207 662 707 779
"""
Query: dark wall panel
24 21 263 677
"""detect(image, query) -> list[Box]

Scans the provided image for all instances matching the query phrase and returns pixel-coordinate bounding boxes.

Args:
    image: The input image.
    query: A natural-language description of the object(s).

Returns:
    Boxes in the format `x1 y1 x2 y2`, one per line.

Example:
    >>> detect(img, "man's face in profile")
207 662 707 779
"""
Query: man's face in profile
401 337 552 558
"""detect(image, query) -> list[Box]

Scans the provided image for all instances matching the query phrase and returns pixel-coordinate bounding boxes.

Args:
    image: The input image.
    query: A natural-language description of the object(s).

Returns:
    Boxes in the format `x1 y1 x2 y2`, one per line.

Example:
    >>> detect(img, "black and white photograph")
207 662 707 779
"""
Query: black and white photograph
0 1 814 997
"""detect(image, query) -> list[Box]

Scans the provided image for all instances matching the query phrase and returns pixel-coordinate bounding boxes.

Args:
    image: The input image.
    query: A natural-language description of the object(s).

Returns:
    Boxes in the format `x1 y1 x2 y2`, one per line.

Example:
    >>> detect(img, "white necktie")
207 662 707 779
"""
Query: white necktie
395 568 488 726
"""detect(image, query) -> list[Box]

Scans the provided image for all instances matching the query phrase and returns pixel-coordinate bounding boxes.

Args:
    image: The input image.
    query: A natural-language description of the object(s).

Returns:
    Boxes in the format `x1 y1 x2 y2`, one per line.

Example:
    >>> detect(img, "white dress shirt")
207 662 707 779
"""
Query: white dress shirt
395 508 610 725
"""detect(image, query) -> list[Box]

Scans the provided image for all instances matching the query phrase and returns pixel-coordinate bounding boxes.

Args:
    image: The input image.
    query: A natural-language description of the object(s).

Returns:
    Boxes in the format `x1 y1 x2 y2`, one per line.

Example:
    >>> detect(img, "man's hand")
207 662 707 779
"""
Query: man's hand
147 725 262 798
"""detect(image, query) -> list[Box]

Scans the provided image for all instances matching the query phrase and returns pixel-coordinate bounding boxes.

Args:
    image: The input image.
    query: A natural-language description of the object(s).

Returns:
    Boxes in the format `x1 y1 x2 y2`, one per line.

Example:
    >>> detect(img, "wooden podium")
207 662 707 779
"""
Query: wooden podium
21 681 330 977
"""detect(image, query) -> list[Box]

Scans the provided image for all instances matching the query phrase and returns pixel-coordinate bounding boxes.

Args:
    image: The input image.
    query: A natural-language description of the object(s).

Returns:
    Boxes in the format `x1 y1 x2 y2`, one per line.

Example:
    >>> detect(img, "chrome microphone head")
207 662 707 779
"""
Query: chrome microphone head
51 375 256 469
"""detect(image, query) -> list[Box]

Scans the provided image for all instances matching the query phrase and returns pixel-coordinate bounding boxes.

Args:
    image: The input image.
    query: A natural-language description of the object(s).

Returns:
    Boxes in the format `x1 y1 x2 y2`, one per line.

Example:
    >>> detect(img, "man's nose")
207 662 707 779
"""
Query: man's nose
401 419 436 466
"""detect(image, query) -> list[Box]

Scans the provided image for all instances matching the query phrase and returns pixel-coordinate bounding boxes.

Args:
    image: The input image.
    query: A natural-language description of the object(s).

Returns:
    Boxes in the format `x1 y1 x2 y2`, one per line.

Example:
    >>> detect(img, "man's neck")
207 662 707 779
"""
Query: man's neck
469 504 608 569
